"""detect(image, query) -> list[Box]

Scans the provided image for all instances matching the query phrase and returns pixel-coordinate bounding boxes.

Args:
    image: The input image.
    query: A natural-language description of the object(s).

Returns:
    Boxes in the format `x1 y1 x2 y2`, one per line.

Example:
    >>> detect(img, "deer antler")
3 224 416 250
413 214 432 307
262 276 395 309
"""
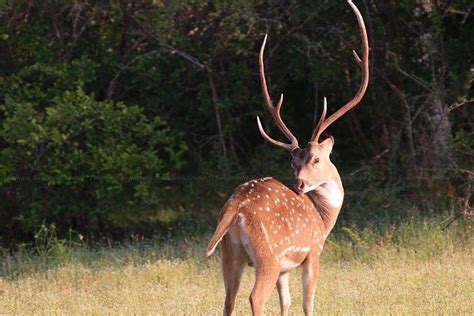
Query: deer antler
312 97 328 140
256 34 299 151
311 0 370 142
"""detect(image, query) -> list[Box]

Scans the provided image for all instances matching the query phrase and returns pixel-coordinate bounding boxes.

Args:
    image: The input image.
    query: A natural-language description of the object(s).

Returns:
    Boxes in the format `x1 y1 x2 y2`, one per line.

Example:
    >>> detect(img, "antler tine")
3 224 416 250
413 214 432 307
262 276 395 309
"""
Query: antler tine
310 97 327 142
256 117 296 151
258 34 299 151
312 0 369 142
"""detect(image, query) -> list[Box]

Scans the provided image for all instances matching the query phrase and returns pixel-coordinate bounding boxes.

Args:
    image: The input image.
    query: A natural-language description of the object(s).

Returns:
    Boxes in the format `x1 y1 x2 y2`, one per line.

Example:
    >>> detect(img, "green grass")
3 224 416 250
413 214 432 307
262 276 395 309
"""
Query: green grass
1 218 473 314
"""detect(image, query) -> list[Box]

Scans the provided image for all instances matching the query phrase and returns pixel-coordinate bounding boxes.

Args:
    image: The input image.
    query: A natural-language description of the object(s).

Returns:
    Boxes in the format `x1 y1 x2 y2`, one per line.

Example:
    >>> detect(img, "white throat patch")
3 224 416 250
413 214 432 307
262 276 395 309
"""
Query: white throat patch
316 180 344 208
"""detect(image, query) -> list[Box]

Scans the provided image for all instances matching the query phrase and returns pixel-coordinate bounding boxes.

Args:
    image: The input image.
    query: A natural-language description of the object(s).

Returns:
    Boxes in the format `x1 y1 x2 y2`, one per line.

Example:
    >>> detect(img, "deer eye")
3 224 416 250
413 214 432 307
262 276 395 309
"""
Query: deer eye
312 157 320 165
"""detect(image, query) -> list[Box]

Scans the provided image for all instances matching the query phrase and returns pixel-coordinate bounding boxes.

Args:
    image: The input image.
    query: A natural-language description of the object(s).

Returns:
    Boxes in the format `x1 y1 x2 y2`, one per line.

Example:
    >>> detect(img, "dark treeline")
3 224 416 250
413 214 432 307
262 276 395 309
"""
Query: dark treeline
0 0 472 245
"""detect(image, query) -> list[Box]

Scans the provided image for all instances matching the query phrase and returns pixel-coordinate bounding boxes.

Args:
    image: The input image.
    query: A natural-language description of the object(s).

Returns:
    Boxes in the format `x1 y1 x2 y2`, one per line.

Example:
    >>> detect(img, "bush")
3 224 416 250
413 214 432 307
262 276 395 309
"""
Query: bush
0 86 186 243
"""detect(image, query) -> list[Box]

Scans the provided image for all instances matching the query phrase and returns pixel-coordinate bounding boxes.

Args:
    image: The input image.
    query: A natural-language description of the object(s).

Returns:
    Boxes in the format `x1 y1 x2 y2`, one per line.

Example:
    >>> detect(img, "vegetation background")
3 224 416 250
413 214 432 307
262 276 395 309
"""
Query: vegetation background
0 0 472 314
0 0 472 255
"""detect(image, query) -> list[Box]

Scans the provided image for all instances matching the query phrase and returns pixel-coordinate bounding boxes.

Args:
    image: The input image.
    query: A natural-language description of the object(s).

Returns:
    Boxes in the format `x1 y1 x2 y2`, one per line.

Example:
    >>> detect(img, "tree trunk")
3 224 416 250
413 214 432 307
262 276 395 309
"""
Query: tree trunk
426 91 452 168
415 0 452 169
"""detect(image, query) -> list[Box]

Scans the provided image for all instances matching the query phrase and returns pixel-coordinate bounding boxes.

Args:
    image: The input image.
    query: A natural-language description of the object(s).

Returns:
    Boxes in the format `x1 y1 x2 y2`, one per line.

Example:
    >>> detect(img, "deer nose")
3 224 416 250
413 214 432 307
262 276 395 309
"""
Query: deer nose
294 179 306 194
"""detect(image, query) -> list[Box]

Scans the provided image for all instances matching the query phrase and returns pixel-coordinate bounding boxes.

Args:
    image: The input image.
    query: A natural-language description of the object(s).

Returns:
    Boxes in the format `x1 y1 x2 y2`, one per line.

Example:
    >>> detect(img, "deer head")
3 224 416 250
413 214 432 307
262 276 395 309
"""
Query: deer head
256 0 369 194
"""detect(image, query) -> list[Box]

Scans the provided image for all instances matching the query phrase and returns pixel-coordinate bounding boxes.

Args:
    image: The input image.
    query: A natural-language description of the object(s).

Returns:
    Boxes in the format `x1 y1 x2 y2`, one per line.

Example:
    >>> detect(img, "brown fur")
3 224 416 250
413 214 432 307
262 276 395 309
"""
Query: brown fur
207 177 342 316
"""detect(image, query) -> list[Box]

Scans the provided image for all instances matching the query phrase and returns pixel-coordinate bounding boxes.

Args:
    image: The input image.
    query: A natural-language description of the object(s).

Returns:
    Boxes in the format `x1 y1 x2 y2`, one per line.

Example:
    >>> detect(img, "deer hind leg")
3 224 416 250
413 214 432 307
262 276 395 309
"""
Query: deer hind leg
302 254 320 316
277 271 291 316
249 261 280 316
221 234 247 316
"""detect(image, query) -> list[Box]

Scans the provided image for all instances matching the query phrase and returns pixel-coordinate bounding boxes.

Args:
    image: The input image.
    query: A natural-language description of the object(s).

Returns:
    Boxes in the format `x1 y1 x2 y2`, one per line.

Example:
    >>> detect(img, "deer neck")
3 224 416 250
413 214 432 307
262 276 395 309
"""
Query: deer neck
307 174 344 237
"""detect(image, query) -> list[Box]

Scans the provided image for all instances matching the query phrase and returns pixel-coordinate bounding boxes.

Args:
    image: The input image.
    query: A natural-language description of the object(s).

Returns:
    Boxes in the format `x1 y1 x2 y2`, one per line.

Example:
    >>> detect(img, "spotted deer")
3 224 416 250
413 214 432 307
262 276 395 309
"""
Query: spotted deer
206 1 369 315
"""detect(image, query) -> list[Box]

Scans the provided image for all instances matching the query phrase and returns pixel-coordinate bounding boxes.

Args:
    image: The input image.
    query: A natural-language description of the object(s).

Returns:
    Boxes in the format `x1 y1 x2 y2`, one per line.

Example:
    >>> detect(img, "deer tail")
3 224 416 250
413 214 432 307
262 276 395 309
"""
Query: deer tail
206 198 240 258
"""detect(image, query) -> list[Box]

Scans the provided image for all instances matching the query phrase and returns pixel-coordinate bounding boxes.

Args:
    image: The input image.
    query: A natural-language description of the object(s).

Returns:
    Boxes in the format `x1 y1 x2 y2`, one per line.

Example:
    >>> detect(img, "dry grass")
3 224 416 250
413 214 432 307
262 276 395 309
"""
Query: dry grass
1 220 473 314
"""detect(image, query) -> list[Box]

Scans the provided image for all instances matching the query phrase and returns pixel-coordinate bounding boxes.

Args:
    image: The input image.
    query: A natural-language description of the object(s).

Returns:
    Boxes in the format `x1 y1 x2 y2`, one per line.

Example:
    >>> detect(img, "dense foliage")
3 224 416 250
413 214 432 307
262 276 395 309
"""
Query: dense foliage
0 1 472 244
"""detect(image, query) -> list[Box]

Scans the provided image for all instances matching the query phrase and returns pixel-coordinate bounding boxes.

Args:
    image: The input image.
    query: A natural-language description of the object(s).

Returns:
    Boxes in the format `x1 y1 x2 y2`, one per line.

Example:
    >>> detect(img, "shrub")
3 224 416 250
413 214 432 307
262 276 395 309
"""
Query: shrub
0 86 186 243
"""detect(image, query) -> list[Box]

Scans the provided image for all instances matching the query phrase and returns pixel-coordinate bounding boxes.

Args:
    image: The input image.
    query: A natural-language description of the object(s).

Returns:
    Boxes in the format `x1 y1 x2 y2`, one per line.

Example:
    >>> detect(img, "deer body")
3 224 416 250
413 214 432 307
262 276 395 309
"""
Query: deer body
208 176 343 261
207 1 369 315
207 143 344 316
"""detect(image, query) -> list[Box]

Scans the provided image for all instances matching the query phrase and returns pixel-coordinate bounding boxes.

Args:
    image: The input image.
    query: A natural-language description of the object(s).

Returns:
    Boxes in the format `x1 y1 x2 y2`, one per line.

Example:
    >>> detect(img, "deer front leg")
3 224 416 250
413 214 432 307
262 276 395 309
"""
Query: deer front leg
222 236 247 316
277 271 291 316
250 262 280 316
302 255 320 316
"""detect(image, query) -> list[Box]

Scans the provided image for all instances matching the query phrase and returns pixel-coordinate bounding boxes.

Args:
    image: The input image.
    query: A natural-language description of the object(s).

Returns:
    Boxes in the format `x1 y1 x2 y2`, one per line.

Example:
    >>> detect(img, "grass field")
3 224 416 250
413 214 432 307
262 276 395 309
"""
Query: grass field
1 219 473 314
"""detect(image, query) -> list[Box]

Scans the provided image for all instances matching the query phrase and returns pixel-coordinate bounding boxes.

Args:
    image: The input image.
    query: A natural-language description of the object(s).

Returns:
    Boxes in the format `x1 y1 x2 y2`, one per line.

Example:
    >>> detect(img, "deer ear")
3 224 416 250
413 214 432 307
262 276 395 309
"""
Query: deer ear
290 147 301 157
321 136 334 153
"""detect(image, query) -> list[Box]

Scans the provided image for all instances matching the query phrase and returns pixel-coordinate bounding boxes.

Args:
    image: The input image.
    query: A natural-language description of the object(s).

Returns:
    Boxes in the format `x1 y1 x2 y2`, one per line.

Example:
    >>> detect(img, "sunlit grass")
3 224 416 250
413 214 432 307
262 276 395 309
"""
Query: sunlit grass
1 219 473 314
